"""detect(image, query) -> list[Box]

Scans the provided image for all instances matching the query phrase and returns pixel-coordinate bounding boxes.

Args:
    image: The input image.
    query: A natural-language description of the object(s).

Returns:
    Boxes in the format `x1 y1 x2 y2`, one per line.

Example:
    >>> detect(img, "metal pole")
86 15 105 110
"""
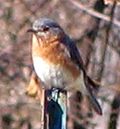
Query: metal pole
41 89 67 129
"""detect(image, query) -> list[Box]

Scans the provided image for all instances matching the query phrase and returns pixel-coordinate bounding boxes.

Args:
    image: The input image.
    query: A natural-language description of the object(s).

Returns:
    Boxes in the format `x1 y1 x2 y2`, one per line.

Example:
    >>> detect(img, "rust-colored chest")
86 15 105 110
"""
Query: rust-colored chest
32 34 80 79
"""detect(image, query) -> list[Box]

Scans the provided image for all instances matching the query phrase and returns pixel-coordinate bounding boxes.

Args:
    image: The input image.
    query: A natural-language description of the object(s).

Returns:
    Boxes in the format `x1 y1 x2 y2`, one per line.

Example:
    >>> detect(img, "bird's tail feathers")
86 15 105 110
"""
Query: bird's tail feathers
85 76 102 115
88 91 102 115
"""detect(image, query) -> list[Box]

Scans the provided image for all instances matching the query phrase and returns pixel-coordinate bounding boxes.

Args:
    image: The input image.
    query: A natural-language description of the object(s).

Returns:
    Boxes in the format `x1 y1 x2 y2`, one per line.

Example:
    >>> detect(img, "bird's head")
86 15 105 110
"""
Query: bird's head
27 18 65 45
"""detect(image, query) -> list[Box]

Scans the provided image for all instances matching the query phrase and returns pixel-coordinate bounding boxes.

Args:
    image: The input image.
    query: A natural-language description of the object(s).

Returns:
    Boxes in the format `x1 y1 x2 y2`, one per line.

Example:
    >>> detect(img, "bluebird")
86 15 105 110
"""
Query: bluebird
27 18 102 115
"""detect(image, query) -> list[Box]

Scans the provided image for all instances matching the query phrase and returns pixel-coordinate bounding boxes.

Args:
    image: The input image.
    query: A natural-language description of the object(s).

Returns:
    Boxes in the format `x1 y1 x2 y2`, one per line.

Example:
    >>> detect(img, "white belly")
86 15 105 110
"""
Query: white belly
33 57 73 89
33 56 87 93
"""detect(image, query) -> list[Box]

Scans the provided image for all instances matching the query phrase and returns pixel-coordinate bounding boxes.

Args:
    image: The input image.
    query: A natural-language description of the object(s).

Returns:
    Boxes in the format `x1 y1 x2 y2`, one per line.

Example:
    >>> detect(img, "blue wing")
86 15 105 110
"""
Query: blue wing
64 35 85 71
62 35 102 115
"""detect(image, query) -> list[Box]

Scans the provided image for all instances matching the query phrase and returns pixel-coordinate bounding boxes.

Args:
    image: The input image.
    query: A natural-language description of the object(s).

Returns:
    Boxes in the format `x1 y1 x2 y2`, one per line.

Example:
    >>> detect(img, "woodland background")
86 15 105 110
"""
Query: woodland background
0 0 120 129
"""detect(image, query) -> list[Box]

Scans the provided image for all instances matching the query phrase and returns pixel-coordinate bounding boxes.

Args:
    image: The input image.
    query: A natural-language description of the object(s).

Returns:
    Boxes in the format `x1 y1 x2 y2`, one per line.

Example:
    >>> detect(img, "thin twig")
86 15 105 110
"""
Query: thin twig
69 0 120 27
97 1 117 82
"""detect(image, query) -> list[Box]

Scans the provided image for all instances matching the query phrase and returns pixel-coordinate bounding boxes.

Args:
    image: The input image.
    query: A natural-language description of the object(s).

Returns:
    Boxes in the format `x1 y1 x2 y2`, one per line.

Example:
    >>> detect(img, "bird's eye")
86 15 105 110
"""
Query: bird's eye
43 26 49 32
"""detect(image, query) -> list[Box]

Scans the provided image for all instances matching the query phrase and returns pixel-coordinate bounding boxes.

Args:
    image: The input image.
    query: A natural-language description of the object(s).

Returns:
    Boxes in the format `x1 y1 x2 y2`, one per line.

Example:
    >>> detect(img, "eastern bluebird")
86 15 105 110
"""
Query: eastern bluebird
27 18 102 115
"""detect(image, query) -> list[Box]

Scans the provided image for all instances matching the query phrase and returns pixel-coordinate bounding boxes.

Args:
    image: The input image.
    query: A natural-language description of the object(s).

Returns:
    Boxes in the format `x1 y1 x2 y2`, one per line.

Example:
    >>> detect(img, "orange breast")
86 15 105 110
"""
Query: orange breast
32 34 80 79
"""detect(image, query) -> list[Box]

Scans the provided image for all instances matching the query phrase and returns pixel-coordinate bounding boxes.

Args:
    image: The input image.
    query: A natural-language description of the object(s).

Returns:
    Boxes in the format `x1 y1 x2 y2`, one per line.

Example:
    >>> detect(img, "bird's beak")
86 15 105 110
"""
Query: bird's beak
27 29 37 33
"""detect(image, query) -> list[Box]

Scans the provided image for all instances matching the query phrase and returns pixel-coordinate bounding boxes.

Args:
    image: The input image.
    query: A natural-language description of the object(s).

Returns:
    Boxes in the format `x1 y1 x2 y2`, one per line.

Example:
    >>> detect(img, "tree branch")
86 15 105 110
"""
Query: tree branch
69 0 120 27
